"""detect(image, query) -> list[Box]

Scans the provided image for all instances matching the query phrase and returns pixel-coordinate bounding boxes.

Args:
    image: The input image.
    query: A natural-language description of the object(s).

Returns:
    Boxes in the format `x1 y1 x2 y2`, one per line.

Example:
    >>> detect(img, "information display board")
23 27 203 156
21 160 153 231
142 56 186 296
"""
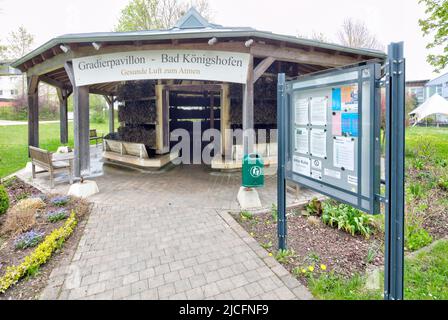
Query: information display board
284 64 382 214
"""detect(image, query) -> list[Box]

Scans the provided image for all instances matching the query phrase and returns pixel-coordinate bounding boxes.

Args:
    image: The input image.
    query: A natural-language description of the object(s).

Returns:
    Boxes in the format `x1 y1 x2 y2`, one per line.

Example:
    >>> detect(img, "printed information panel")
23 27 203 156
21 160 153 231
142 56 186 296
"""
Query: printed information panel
285 64 381 214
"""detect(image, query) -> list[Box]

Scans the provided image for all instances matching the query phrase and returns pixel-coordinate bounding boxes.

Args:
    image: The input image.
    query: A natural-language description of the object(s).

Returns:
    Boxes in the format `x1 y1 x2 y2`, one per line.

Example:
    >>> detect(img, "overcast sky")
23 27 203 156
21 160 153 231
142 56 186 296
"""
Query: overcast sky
0 0 446 80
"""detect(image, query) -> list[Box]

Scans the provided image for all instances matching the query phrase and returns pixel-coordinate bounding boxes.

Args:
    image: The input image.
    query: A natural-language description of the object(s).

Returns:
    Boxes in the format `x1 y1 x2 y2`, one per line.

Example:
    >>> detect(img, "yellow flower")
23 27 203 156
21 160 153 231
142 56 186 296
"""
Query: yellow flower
320 264 327 271
250 232 255 237
308 266 315 272
268 253 273 257
301 269 307 274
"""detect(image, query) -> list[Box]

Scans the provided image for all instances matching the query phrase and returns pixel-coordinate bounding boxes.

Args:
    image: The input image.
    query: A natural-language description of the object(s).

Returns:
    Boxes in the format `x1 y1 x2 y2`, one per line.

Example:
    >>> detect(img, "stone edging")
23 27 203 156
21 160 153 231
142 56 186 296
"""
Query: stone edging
217 210 314 300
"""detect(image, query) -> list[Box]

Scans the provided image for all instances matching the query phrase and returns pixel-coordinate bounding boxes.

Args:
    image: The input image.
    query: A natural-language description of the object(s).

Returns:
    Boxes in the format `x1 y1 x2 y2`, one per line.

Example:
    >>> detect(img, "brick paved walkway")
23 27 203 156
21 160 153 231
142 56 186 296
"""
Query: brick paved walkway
16 150 314 300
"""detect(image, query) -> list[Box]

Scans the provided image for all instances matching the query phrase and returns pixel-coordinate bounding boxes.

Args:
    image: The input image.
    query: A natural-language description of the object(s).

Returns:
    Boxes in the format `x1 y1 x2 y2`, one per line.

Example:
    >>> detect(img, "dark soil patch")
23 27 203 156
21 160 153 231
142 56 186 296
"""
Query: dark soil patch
235 210 384 286
0 177 91 300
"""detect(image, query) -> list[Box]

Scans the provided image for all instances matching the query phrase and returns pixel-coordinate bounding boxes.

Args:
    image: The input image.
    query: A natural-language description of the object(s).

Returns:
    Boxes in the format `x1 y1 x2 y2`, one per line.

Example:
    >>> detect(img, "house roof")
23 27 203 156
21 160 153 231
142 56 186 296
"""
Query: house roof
426 72 448 87
11 7 386 70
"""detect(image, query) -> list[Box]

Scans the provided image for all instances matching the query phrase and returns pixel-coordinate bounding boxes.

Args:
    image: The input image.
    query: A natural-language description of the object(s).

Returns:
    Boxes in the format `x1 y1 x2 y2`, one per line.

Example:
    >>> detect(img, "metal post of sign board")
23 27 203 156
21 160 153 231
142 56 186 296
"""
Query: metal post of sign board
384 42 406 300
277 73 287 251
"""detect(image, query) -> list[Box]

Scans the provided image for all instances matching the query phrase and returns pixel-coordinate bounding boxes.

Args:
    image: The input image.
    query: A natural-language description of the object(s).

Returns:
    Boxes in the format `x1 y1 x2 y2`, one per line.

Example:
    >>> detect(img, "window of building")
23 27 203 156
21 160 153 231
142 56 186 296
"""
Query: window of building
0 90 3 96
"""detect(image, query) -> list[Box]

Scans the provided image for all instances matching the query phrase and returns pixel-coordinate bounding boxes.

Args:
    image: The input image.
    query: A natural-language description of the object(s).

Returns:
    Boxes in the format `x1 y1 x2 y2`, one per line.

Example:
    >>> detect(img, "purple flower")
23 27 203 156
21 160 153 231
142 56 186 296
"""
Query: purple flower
14 230 44 250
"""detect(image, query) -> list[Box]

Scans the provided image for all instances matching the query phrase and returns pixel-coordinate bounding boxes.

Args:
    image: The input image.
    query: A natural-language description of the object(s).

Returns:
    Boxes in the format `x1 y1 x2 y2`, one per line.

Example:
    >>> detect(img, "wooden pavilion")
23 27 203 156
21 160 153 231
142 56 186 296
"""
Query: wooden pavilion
12 8 386 177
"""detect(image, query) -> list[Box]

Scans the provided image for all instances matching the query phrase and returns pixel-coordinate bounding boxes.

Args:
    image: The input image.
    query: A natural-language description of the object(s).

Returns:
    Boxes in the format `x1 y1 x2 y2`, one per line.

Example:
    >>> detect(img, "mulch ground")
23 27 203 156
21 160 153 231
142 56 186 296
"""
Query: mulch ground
0 177 91 300
236 210 384 286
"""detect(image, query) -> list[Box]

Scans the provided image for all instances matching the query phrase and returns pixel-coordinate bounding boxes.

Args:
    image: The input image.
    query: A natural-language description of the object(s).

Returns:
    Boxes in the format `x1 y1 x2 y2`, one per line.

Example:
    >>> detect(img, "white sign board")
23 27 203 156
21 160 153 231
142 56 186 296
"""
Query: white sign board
72 50 251 86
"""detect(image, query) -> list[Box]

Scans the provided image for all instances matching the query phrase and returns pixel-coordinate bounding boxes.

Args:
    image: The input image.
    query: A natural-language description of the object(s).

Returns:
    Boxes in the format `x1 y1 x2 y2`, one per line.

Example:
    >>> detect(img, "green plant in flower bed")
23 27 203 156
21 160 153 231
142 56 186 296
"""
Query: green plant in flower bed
408 183 425 199
14 230 44 250
47 209 68 223
305 198 323 217
321 202 375 239
437 176 448 191
271 204 278 222
0 211 78 293
50 196 70 207
0 185 10 216
406 224 433 252
275 249 296 264
240 211 254 221
15 192 30 202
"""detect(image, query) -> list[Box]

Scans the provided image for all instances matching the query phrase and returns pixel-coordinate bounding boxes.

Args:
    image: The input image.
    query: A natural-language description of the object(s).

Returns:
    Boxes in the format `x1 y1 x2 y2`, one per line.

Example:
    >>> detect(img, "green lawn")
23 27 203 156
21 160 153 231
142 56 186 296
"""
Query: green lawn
0 121 113 178
406 126 448 159
310 240 448 300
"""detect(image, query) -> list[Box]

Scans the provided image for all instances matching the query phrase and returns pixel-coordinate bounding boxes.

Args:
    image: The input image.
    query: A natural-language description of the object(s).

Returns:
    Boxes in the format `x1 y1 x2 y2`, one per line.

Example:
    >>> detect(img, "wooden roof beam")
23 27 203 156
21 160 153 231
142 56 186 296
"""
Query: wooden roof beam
250 43 361 68
253 57 276 83
39 74 70 89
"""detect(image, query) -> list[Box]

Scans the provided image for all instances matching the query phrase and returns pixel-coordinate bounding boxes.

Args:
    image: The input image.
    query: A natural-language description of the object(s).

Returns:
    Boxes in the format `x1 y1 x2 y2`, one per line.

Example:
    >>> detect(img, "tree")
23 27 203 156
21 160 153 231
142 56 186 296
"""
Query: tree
6 26 34 59
115 0 212 32
419 0 448 72
298 31 330 43
337 18 384 51
6 26 34 96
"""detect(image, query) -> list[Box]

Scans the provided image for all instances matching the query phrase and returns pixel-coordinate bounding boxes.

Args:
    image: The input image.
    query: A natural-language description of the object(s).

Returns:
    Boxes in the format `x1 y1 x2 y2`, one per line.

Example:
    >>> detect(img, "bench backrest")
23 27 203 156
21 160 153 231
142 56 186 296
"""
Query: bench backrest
104 139 150 159
29 146 52 168
90 129 98 138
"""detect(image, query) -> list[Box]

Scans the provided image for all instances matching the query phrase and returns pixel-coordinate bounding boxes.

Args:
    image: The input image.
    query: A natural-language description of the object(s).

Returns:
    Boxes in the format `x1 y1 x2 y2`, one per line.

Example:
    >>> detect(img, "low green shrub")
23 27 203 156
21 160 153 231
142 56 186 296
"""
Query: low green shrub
0 185 10 216
321 202 375 239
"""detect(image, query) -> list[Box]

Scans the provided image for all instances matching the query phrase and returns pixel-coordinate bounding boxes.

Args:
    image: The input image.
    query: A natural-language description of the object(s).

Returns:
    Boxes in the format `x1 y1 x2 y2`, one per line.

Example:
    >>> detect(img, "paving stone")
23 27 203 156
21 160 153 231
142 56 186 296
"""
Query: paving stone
36 165 314 301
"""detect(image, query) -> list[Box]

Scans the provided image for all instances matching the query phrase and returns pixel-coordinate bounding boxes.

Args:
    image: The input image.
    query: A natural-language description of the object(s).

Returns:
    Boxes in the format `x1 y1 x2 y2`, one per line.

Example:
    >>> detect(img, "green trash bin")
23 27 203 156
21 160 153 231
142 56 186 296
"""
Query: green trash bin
242 154 265 188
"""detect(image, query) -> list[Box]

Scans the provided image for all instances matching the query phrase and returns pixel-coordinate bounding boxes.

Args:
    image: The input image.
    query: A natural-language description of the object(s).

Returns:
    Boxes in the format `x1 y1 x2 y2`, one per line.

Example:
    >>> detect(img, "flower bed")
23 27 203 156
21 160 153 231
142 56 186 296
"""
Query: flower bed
0 177 91 299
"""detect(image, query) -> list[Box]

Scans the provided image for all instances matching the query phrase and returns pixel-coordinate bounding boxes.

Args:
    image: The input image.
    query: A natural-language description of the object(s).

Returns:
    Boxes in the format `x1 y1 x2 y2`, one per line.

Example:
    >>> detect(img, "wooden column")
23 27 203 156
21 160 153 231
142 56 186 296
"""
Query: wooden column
65 62 90 177
243 55 255 155
210 92 215 130
57 88 70 144
73 86 90 177
155 85 170 154
27 76 39 149
220 84 231 158
105 95 114 134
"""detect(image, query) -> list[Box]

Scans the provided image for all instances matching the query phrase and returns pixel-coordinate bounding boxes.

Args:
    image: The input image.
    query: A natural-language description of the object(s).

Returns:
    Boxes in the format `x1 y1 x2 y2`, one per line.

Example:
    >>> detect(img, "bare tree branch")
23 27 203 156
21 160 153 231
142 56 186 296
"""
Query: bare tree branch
337 18 384 51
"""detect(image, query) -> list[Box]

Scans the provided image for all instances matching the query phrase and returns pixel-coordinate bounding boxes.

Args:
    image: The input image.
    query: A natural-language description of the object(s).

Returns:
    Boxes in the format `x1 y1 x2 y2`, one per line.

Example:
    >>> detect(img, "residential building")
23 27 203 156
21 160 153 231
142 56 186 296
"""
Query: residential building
426 72 448 100
406 79 430 105
0 61 22 107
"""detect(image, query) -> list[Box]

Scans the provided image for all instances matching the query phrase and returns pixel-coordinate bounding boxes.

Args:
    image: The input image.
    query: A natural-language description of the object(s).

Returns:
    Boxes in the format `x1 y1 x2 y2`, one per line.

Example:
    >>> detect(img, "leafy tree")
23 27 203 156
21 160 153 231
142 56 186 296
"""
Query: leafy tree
115 0 212 32
419 0 448 72
337 18 384 51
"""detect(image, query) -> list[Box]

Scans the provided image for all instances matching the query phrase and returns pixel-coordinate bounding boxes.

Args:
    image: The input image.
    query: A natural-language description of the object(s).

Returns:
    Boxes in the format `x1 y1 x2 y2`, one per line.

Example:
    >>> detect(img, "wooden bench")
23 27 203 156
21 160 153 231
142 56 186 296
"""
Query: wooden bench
103 139 178 169
29 146 73 188
90 129 104 146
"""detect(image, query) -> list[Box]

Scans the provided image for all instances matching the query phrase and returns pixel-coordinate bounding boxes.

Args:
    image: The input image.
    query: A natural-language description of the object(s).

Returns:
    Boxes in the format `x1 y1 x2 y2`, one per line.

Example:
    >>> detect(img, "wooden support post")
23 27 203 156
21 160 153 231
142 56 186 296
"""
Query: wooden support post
57 88 70 144
243 55 255 155
220 84 231 158
155 85 170 154
65 62 90 177
105 95 114 134
27 76 40 149
73 86 90 177
210 92 215 130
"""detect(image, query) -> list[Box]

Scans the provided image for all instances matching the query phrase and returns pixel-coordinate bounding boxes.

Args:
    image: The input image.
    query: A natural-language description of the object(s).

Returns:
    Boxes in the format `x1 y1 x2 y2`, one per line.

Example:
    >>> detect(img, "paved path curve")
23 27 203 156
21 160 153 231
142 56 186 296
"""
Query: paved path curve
18 163 313 300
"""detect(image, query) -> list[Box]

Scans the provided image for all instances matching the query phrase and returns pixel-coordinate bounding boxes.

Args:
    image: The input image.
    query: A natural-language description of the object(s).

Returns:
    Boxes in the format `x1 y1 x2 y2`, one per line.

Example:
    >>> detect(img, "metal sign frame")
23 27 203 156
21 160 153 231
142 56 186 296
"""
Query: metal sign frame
283 63 382 215
277 42 406 301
